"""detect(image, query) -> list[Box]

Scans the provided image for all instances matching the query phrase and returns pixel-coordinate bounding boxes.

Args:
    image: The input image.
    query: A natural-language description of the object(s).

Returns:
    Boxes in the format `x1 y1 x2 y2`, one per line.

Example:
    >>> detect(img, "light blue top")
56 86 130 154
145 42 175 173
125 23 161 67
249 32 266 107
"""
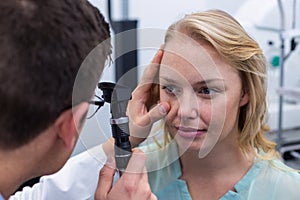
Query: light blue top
0 193 4 200
141 141 300 200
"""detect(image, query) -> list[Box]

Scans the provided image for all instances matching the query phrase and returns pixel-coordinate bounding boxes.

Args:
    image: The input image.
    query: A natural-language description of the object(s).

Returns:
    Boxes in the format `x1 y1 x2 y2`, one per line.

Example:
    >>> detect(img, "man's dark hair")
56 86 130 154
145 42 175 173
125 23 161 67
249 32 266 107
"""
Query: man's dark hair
0 0 111 149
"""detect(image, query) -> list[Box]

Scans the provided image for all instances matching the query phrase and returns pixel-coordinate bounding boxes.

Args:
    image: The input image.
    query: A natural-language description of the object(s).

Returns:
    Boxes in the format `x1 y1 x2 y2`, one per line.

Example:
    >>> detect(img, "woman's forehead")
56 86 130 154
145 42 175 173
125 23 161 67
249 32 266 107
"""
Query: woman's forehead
161 40 237 83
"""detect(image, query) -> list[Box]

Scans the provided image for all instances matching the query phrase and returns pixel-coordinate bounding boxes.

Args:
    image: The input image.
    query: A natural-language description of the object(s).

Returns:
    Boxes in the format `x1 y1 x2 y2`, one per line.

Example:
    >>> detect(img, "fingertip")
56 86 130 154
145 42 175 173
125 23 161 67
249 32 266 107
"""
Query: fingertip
157 49 163 58
101 162 116 176
159 102 170 115
96 164 115 200
147 102 170 124
152 49 164 64
159 44 165 50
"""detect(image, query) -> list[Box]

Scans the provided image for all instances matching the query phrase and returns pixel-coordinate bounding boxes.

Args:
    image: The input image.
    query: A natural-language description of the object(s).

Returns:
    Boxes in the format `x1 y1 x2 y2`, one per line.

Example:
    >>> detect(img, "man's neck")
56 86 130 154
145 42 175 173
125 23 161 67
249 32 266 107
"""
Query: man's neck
0 131 51 199
0 149 34 199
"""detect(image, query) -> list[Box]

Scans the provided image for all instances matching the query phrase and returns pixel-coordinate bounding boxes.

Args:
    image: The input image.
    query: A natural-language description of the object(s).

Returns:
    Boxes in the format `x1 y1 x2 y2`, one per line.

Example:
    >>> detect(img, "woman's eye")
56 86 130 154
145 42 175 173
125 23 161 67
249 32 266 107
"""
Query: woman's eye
162 85 180 95
198 87 218 96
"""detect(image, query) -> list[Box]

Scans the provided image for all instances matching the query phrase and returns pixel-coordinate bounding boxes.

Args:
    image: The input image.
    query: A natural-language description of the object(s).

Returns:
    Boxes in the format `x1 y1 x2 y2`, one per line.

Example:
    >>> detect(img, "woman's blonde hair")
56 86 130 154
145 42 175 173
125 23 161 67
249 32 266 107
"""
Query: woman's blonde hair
162 9 278 160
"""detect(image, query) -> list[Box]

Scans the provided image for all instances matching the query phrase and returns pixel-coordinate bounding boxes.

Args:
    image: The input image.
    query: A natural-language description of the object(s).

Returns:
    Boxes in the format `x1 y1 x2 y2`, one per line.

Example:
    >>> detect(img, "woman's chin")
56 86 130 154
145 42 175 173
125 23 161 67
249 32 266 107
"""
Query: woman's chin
174 136 216 158
174 136 203 153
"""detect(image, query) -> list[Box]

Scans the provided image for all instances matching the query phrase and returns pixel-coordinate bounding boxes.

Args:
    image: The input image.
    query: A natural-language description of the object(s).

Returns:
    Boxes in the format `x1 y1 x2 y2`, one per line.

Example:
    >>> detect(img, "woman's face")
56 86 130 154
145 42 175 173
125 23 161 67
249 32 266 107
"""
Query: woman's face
159 37 249 157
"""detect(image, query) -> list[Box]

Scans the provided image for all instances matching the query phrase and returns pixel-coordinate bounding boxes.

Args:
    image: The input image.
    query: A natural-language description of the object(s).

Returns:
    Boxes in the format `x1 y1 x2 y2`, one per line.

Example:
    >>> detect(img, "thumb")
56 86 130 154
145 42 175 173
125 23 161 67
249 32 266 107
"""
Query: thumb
148 102 170 124
94 161 116 199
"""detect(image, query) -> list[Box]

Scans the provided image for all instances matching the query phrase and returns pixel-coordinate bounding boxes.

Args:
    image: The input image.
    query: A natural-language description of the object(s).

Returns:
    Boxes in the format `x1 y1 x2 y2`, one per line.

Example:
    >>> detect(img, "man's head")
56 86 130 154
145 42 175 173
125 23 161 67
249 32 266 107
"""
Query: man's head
0 0 111 150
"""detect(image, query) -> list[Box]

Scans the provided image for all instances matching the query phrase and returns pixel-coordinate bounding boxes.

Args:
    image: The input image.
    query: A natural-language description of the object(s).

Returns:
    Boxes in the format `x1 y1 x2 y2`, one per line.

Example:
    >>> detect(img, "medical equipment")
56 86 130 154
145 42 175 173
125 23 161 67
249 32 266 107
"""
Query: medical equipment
90 82 132 176
275 0 300 150
107 0 138 91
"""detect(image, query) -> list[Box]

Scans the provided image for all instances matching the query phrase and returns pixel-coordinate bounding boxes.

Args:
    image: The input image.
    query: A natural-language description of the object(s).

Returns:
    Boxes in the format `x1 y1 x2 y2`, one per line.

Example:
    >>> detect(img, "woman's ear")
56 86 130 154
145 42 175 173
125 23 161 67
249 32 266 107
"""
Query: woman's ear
54 102 89 150
239 89 249 107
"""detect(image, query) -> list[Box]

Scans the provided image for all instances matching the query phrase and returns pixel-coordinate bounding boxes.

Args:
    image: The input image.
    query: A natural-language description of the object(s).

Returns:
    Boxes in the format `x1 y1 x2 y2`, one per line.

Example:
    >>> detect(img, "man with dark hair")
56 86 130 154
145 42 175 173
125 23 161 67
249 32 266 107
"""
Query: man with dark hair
0 0 166 199
0 0 111 198
0 0 111 150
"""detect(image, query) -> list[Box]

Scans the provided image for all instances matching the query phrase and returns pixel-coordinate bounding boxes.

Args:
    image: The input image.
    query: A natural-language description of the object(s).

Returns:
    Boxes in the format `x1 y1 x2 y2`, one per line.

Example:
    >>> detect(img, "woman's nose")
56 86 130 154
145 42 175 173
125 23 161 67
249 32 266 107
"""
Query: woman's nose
176 91 199 120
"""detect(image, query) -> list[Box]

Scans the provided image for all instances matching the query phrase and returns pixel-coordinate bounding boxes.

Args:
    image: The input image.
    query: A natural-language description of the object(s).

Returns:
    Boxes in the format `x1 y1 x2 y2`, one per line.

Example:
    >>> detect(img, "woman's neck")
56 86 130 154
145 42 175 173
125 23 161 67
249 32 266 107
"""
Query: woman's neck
178 140 254 199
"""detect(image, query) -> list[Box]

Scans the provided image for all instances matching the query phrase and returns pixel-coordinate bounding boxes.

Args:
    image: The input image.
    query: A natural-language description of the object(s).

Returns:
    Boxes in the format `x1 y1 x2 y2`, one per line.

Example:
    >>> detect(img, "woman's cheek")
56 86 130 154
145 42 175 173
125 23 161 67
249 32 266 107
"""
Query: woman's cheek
208 101 228 131
195 100 211 123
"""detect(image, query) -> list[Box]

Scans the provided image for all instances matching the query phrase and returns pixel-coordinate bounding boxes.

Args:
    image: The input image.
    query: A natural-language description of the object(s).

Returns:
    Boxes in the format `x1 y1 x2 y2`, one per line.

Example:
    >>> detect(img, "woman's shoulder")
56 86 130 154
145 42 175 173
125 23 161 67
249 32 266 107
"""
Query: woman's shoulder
256 159 300 180
250 159 300 199
269 159 300 176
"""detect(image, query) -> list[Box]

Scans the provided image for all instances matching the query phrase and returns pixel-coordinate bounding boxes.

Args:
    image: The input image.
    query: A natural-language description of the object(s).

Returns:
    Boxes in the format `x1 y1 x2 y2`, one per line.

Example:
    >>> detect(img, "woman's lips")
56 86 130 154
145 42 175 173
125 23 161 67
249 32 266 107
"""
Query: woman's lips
176 126 206 138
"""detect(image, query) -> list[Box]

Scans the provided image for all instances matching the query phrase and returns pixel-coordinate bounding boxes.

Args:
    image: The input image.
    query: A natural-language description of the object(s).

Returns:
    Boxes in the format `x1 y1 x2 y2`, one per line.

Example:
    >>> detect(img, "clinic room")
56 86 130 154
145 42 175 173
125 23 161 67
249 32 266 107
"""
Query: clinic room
75 0 300 198
1 0 300 199
79 0 300 168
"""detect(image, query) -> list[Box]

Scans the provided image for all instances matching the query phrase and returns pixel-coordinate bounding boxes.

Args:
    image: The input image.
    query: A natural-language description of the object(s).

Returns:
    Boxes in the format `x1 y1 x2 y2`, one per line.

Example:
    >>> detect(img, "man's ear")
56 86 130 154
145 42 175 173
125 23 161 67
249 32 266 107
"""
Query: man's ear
239 89 249 107
54 102 89 150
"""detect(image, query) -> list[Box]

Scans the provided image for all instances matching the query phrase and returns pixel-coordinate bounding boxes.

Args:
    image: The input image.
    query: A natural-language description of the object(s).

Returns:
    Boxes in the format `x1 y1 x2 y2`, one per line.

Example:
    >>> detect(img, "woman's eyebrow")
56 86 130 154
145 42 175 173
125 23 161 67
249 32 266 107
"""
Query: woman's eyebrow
159 77 178 84
160 76 224 85
194 79 225 86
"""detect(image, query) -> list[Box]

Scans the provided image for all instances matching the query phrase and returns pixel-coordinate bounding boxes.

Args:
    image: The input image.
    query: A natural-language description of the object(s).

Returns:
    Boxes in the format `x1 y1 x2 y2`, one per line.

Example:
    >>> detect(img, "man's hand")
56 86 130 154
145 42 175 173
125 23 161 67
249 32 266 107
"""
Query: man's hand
128 48 170 147
94 149 157 200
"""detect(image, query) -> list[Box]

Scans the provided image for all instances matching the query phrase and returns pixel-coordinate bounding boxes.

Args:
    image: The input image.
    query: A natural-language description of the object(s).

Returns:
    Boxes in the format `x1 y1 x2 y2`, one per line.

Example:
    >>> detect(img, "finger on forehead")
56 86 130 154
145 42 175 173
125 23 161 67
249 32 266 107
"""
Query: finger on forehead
132 50 163 99
139 49 163 85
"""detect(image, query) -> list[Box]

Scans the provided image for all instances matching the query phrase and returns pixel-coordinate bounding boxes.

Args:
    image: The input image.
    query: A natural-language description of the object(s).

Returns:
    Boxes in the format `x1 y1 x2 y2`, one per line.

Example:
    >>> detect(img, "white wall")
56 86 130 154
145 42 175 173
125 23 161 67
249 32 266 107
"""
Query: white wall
73 0 300 155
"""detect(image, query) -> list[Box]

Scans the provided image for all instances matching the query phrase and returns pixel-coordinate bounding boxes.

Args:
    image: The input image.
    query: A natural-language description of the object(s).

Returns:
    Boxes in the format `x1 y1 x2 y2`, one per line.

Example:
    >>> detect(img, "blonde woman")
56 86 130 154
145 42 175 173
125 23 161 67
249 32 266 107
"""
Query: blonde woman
102 9 300 200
